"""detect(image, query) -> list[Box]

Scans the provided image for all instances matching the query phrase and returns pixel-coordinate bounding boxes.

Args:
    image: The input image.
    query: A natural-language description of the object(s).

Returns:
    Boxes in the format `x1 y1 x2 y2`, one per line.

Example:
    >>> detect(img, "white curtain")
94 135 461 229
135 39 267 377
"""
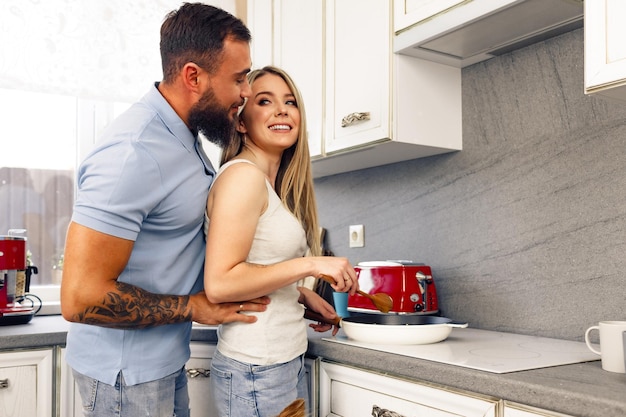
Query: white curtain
0 0 238 102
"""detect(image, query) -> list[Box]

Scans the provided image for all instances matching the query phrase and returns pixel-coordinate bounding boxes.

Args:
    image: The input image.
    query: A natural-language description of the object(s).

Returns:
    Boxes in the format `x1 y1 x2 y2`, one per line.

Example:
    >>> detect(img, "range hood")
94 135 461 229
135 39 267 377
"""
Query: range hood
394 0 583 68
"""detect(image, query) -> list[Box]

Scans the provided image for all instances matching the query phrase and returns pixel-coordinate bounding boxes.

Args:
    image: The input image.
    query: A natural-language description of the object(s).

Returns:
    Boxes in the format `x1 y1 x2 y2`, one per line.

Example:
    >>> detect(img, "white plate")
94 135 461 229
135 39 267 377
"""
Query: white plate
341 321 456 345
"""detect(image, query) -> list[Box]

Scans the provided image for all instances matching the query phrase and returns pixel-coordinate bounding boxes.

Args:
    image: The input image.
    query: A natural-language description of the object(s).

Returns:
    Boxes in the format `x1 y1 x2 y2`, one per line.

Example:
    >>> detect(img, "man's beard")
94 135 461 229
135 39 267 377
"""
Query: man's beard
188 88 236 149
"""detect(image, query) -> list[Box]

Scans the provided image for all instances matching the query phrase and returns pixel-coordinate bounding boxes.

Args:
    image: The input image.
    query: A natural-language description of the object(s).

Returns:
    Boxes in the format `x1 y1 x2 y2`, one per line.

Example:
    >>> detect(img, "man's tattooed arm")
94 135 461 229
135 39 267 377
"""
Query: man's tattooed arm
72 281 192 329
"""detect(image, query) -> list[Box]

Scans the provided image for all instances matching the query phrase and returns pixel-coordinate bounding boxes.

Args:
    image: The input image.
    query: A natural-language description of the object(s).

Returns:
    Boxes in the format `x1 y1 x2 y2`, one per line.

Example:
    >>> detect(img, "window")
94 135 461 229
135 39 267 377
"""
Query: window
1 89 77 284
1 90 130 312
1 0 235 313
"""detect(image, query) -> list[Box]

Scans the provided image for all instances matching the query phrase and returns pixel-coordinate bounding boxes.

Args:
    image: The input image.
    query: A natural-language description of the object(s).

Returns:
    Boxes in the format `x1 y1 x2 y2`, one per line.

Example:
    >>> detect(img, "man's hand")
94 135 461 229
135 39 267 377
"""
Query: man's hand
299 286 340 336
189 292 270 325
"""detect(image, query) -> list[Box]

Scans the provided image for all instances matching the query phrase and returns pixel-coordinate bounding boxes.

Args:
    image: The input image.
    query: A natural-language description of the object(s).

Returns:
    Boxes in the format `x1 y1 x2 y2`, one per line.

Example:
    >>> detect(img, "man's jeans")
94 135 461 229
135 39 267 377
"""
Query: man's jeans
72 367 189 417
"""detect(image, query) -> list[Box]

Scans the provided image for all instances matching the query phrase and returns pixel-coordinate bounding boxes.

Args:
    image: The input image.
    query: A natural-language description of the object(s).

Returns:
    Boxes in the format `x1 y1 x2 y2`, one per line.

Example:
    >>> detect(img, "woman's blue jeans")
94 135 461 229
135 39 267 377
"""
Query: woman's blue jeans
210 349 309 417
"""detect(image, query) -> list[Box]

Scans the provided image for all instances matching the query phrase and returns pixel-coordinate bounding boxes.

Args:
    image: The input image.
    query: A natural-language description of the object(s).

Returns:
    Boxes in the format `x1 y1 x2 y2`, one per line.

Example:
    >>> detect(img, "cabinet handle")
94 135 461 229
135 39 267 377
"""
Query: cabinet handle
341 111 370 127
0 378 8 389
186 368 210 378
372 404 406 417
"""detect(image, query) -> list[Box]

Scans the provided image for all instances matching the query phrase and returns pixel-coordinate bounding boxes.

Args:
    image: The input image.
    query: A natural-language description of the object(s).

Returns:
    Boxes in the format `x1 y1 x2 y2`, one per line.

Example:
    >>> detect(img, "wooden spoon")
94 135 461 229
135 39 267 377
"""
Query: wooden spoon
319 274 394 313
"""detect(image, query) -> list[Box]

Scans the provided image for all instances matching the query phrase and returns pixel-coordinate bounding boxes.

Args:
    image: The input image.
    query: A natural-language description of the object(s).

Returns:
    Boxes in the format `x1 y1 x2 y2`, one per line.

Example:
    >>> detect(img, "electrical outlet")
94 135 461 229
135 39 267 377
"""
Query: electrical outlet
349 224 364 248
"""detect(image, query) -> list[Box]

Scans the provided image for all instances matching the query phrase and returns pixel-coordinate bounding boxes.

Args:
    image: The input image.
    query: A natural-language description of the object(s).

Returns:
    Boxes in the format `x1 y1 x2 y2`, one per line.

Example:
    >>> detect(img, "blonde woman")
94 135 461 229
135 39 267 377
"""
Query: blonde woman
204 66 358 416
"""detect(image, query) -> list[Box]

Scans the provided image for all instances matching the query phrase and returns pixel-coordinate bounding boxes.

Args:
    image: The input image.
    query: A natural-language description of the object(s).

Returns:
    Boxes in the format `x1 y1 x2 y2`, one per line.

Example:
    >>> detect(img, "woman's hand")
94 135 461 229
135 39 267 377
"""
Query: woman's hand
314 257 359 295
299 287 340 336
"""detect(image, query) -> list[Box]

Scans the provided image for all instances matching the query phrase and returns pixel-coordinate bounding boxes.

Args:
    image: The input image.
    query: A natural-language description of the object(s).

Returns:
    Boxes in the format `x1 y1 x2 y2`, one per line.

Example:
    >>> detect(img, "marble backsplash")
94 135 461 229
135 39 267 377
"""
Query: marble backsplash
313 28 626 341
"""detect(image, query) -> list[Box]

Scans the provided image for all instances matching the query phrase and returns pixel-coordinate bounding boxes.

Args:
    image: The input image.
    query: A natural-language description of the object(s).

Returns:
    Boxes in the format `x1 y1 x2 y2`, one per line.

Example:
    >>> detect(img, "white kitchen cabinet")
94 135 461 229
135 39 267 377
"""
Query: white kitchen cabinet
319 361 498 417
0 348 54 417
246 0 273 75
60 342 217 417
246 0 461 178
186 342 217 416
315 54 461 177
504 401 574 417
245 0 323 158
320 0 461 177
324 0 390 153
394 0 466 33
59 348 80 417
271 0 324 158
584 0 626 101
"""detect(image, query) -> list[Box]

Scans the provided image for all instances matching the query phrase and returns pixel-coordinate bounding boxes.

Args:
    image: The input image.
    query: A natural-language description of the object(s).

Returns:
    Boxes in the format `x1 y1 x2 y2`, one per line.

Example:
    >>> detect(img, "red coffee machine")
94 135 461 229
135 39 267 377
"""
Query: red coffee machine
0 234 36 325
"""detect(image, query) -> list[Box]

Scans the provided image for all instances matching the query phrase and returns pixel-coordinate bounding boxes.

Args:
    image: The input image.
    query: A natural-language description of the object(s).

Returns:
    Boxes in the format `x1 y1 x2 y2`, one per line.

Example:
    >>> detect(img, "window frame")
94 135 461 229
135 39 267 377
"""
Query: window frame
30 98 126 315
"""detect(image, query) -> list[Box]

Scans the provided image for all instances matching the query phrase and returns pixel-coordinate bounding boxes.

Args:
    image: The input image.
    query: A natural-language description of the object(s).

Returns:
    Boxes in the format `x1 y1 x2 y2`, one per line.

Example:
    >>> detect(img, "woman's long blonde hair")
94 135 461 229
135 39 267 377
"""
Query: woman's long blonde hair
220 66 321 256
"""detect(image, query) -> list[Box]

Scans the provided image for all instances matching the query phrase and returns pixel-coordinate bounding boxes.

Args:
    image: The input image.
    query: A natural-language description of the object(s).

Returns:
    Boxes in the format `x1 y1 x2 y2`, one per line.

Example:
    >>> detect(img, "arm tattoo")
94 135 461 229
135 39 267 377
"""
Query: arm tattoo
73 281 192 329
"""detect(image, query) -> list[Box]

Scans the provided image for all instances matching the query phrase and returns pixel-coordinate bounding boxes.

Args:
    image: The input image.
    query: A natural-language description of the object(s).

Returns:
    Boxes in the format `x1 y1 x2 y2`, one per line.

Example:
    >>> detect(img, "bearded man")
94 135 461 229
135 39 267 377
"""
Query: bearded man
61 4 269 417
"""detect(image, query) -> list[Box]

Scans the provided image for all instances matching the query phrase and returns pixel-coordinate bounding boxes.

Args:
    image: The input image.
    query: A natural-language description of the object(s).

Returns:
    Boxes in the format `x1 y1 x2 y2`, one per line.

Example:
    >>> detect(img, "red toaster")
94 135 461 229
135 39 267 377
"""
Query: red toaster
348 261 439 315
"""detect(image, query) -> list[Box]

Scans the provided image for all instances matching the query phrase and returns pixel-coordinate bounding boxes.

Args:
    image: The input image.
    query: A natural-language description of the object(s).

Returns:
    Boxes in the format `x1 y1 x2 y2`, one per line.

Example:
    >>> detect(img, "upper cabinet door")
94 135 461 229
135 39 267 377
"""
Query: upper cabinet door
394 0 466 33
246 0 461 178
584 0 626 101
324 0 391 154
273 0 324 158
247 0 273 69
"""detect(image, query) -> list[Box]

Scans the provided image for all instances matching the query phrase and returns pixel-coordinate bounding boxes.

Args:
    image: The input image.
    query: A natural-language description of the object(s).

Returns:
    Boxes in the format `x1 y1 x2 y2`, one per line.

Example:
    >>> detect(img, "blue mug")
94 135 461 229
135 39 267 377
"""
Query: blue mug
332 291 350 318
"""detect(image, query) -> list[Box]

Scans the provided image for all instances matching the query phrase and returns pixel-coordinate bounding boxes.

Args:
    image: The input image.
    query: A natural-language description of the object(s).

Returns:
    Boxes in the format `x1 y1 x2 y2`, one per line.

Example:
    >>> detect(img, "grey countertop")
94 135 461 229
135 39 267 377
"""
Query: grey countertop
0 316 217 350
2 316 624 417
306 334 626 417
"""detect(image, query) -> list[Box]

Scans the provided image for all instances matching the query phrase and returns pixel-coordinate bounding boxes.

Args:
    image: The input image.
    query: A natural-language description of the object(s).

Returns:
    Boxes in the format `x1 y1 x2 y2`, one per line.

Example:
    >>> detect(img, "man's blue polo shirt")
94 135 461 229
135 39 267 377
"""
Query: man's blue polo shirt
65 83 215 386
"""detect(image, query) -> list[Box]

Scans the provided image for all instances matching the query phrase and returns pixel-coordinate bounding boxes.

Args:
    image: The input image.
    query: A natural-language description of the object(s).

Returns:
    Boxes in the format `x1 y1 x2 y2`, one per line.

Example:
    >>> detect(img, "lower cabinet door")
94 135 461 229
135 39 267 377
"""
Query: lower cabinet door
319 361 498 417
59 348 80 417
0 348 54 417
186 342 216 416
